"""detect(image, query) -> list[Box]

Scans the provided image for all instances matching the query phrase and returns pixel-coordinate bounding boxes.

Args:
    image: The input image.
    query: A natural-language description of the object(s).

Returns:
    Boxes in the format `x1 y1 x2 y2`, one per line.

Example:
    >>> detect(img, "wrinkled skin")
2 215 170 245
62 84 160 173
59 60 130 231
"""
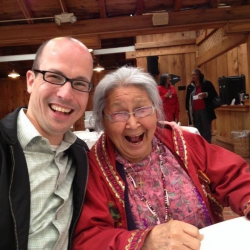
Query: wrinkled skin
141 220 204 250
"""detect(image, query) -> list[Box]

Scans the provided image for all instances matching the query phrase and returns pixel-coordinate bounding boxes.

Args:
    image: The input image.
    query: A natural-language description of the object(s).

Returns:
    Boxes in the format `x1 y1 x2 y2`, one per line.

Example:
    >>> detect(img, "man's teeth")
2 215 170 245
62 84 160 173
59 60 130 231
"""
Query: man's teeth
51 105 71 113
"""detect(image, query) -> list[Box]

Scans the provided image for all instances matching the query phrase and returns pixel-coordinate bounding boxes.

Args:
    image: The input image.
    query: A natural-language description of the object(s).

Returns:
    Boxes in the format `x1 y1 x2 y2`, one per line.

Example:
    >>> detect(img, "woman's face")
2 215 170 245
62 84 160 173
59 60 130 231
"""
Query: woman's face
191 71 199 83
166 77 171 86
103 85 158 163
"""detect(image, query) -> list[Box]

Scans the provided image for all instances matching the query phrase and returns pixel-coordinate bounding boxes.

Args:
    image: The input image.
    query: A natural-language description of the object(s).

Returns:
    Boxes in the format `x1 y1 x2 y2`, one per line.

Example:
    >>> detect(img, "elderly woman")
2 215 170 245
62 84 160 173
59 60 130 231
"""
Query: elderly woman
73 66 250 250
158 73 180 122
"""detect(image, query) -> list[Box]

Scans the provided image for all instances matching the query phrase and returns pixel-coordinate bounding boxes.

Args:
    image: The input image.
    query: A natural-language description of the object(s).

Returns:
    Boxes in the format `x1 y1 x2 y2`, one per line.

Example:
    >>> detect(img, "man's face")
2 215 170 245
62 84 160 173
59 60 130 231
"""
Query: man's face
26 38 93 144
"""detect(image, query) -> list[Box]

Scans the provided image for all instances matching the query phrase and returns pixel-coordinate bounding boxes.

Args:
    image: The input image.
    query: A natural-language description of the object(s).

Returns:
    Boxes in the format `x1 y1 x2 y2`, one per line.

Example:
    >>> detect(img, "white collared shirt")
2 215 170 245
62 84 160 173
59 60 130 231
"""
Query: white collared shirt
17 109 77 250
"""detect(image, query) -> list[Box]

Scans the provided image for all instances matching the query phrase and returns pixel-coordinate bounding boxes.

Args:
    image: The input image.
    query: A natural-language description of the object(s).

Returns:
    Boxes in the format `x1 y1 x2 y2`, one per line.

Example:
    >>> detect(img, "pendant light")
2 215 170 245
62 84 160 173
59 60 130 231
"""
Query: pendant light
8 70 20 78
93 63 105 72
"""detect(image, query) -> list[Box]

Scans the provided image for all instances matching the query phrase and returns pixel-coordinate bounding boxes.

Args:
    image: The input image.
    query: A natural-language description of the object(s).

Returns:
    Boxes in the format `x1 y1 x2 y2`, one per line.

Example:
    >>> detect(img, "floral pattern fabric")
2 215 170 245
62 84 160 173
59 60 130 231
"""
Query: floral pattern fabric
116 136 211 230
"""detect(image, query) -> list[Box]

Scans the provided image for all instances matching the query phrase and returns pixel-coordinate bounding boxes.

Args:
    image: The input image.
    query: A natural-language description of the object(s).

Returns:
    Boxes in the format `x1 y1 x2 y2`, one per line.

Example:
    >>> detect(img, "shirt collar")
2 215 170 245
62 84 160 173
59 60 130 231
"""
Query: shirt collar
17 108 77 149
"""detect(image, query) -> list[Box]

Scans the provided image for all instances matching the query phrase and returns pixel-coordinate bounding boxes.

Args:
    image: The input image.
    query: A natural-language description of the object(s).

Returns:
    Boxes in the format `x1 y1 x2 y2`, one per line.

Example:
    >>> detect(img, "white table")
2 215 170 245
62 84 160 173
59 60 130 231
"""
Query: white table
181 126 200 135
73 130 102 148
199 217 250 250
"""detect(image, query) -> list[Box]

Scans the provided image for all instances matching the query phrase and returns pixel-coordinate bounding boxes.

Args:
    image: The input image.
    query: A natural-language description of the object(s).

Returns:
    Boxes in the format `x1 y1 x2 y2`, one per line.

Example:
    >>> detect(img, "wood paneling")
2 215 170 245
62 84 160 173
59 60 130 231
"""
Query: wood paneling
135 39 195 50
201 43 250 143
1 31 250 135
133 31 250 137
196 34 246 66
126 45 196 59
0 72 106 132
216 106 249 144
0 77 29 118
133 32 197 126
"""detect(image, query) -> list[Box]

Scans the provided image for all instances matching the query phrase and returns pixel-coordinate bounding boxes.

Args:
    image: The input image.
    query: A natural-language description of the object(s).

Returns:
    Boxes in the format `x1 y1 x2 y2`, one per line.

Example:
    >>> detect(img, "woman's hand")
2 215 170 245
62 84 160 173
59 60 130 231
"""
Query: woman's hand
197 92 208 99
141 220 204 250
165 90 172 98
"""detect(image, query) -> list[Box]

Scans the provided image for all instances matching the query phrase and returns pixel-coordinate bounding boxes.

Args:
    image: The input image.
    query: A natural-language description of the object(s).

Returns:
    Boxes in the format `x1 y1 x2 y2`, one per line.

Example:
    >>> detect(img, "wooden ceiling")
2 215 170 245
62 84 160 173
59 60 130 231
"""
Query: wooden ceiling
0 0 250 79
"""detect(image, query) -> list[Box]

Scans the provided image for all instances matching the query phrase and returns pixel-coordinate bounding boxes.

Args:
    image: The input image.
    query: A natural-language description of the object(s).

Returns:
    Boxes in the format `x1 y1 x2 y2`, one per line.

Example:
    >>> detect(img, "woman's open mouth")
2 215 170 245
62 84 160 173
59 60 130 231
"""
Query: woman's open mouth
125 132 144 144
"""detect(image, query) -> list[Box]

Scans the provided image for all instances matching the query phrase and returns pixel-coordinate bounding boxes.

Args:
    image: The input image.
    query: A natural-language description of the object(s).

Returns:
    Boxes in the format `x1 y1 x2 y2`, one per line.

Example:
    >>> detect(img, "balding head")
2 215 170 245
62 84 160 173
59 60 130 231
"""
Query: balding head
32 37 93 76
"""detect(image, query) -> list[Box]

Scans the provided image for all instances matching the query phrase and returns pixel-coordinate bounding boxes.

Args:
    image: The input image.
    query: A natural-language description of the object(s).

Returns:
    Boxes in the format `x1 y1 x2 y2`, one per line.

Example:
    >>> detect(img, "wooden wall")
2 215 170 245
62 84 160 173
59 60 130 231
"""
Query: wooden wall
0 77 29 118
200 43 249 93
133 31 197 126
0 31 249 136
201 44 250 144
133 32 250 144
0 71 106 131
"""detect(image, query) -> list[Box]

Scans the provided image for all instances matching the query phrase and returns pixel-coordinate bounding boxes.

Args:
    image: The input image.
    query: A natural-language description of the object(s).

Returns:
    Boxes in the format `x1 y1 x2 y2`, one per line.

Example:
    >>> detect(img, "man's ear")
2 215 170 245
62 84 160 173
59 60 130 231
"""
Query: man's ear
26 70 35 94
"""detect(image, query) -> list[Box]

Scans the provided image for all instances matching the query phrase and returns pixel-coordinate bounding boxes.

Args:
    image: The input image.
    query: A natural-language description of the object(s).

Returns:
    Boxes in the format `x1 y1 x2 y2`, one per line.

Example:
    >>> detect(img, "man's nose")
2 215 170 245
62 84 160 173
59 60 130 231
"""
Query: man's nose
57 81 74 100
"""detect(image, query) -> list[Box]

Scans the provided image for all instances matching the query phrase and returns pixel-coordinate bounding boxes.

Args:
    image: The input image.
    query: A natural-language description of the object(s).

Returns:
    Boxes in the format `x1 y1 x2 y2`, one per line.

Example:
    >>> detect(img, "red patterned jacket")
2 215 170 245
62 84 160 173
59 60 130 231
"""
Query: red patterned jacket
73 123 250 250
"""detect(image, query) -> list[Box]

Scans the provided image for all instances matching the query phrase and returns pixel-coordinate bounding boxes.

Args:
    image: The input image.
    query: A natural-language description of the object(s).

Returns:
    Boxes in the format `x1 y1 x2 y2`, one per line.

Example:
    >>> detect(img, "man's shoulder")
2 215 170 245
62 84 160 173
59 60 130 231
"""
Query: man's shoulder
0 107 22 143
1 107 22 122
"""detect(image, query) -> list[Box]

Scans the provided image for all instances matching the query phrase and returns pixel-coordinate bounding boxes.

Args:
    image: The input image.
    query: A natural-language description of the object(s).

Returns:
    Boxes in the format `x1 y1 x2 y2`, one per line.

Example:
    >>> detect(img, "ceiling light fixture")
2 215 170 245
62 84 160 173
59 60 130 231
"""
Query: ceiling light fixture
8 70 20 78
54 13 77 25
93 63 105 72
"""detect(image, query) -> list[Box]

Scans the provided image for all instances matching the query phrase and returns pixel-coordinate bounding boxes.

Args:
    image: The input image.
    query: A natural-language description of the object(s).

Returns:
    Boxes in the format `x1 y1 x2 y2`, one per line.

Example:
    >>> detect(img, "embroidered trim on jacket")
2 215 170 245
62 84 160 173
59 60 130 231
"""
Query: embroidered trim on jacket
94 134 125 206
207 193 223 218
125 229 149 250
172 127 188 168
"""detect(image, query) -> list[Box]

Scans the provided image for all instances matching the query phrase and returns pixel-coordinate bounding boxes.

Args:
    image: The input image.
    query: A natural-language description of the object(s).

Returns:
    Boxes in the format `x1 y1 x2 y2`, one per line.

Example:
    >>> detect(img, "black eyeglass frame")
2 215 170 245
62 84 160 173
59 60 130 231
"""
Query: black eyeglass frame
33 69 94 93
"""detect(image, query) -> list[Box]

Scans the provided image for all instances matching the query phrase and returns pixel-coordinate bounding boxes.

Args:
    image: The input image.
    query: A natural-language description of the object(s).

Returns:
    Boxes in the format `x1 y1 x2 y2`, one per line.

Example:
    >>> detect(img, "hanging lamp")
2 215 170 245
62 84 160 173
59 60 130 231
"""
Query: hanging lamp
8 70 20 78
93 63 105 72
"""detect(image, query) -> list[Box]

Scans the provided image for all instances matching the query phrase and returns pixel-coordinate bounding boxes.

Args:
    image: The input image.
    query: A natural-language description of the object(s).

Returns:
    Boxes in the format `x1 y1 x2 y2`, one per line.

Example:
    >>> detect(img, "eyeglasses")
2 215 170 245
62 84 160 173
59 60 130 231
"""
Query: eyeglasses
105 106 155 122
33 69 94 92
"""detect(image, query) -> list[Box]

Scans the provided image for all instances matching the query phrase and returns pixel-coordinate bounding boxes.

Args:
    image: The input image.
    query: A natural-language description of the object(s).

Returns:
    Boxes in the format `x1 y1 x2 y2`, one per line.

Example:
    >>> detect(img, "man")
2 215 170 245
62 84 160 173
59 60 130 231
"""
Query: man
0 37 93 249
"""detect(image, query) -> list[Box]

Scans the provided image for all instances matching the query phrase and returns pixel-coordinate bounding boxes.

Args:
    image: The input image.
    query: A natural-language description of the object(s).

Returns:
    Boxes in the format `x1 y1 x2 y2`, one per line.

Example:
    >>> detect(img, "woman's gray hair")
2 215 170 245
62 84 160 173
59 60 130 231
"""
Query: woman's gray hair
92 66 164 131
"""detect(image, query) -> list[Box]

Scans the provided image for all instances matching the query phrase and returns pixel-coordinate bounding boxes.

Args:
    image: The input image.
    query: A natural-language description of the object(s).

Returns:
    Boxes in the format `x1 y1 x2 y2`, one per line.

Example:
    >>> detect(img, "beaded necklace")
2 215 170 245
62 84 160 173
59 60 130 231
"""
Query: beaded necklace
123 142 172 225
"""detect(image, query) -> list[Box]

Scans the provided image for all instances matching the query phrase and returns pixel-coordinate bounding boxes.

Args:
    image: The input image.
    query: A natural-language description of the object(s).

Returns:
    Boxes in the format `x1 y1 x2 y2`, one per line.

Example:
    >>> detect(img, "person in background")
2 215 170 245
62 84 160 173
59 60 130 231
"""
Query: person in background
73 66 250 250
185 69 218 143
158 73 180 122
0 37 93 249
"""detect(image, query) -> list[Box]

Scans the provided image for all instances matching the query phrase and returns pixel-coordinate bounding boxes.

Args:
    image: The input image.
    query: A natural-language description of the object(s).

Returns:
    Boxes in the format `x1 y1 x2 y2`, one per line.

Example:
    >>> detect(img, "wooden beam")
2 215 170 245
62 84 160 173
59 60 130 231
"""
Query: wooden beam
246 34 250 94
135 0 144 15
0 34 101 49
135 39 196 49
16 0 34 24
76 35 102 49
224 19 250 34
173 0 182 12
210 0 220 8
196 34 246 66
196 29 216 45
1 5 250 46
126 45 196 59
98 0 107 18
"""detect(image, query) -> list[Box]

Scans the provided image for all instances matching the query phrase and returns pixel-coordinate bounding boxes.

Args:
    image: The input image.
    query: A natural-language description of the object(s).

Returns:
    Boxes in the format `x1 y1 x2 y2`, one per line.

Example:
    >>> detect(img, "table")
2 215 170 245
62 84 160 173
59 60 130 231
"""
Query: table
199 217 250 250
181 126 200 135
73 130 102 148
